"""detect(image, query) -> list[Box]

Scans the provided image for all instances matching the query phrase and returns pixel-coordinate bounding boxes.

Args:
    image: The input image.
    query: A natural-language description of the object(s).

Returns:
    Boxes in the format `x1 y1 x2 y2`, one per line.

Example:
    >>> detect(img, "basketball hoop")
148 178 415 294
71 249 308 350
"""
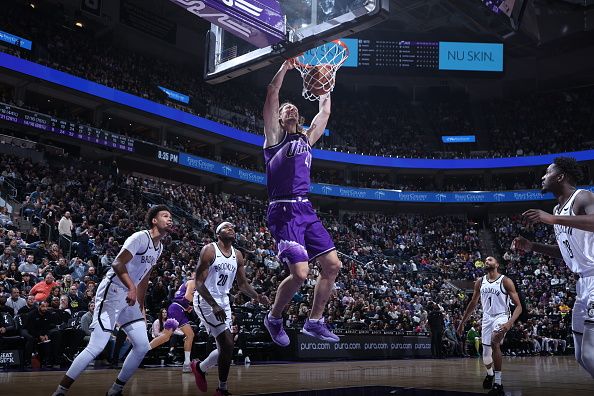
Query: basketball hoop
292 40 349 101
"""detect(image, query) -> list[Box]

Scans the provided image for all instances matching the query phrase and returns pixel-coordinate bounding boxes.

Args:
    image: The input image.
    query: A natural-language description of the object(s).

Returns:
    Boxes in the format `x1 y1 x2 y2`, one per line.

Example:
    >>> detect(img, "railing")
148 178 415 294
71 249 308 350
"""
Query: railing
60 234 73 260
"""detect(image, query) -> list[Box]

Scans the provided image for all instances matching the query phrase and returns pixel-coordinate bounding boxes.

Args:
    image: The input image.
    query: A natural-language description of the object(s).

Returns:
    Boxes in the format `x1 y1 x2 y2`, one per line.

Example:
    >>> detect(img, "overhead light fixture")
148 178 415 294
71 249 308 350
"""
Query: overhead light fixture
30 3 35 9
75 21 83 28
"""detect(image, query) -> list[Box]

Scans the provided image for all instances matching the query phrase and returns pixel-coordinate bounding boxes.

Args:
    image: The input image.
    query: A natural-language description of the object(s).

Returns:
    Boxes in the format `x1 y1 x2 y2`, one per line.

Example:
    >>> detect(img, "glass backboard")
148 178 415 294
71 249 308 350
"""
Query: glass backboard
204 0 389 83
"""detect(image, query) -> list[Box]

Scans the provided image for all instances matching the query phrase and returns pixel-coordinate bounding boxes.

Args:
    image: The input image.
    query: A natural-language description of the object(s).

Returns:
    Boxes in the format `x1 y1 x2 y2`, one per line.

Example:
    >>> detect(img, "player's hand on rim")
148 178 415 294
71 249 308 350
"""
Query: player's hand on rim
283 58 295 70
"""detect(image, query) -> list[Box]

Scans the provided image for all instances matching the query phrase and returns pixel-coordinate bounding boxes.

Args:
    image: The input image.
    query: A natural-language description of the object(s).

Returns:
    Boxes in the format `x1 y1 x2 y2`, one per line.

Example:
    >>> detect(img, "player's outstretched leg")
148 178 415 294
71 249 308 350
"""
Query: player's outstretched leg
302 250 341 342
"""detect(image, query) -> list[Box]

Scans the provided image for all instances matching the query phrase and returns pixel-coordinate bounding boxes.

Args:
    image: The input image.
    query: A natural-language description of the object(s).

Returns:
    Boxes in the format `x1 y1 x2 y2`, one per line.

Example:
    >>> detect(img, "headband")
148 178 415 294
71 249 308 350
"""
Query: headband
216 222 234 234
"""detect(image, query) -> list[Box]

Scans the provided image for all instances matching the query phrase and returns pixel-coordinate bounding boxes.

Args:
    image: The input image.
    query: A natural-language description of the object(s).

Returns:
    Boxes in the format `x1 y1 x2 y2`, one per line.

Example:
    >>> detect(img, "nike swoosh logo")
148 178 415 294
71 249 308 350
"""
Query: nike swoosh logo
563 207 569 212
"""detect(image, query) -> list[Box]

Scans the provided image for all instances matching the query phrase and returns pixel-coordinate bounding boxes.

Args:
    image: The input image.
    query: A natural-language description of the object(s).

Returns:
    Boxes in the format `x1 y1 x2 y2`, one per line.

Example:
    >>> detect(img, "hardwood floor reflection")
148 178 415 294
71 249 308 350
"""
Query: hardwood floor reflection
2 356 593 396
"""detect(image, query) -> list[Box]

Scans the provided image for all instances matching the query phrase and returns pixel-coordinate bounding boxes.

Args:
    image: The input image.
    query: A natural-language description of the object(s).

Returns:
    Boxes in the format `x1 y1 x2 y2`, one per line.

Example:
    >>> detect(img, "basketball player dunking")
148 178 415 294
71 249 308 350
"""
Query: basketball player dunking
262 60 342 346
457 257 523 396
512 156 594 379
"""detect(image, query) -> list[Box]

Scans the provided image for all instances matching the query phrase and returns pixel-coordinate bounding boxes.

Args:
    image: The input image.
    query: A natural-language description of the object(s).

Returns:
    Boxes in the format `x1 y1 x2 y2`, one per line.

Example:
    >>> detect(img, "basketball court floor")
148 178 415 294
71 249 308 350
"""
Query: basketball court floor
3 356 593 395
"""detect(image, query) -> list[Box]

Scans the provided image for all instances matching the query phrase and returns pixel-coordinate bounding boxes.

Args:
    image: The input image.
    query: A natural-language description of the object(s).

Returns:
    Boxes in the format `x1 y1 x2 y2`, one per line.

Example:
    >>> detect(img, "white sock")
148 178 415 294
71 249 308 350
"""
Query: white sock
494 371 502 385
486 367 494 376
268 312 281 321
200 347 220 372
184 351 191 364
52 385 69 395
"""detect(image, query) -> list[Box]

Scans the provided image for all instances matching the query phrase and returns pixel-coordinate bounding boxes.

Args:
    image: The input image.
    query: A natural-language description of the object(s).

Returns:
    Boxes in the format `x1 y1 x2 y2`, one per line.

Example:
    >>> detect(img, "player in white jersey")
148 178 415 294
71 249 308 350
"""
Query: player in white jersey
458 257 523 396
190 221 269 396
52 205 172 396
513 156 594 379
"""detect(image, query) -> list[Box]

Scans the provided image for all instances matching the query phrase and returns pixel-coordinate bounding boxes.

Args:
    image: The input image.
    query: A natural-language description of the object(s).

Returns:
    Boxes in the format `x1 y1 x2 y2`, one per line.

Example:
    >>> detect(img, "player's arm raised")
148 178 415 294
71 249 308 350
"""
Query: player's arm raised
194 244 226 322
522 191 594 232
111 249 136 306
457 278 482 337
235 250 269 305
263 60 294 148
497 277 523 333
306 93 331 146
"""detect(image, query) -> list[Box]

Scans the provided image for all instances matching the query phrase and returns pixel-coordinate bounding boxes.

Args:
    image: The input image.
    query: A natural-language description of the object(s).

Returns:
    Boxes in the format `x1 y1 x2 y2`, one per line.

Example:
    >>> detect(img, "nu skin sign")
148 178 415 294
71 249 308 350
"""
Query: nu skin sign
439 42 503 72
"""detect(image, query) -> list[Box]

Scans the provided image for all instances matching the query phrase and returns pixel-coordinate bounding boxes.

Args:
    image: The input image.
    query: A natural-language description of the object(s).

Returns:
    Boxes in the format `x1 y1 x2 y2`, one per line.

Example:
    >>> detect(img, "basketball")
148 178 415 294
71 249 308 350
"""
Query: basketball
303 64 335 96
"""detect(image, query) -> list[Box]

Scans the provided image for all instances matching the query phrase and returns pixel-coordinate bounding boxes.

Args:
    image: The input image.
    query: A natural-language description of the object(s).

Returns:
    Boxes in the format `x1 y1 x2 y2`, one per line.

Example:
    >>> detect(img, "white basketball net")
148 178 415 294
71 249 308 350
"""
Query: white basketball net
293 40 349 101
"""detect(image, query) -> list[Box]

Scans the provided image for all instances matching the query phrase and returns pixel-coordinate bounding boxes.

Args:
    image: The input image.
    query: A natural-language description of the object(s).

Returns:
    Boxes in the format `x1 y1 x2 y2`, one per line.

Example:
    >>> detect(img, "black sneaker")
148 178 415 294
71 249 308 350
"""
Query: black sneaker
483 374 494 389
488 383 505 396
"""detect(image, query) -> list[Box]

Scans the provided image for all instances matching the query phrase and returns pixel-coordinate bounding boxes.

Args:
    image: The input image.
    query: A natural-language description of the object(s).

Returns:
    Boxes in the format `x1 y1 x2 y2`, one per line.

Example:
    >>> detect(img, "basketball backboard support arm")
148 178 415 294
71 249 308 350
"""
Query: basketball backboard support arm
204 0 390 84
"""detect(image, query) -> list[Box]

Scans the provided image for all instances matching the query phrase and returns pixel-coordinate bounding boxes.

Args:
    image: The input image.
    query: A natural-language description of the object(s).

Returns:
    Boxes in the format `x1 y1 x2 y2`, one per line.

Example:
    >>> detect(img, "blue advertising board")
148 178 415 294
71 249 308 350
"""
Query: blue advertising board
0 30 32 50
5 53 594 169
175 153 594 203
158 86 190 104
442 135 476 143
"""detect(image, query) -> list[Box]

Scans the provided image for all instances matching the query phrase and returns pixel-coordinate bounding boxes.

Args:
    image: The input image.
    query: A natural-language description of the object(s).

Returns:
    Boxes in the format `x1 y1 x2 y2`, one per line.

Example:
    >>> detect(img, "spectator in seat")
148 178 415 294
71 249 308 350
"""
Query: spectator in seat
5 262 22 286
0 270 10 294
151 307 184 360
66 285 83 313
69 257 88 282
0 247 15 269
24 300 63 368
0 310 17 337
466 323 482 357
30 272 59 302
19 272 35 295
18 254 38 279
18 295 37 315
6 287 26 315
54 257 74 279
85 266 99 284
0 295 13 315
52 294 85 362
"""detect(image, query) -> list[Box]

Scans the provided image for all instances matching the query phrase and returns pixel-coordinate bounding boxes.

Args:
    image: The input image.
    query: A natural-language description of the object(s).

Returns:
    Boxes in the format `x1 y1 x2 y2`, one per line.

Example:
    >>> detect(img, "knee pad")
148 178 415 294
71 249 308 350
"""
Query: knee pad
483 345 493 366
278 240 308 265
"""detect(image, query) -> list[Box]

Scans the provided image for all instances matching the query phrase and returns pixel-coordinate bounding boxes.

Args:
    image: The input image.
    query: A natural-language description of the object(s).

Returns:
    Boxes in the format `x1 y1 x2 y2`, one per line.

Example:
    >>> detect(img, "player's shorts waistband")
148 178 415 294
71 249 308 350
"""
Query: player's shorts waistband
269 196 309 205
485 312 509 318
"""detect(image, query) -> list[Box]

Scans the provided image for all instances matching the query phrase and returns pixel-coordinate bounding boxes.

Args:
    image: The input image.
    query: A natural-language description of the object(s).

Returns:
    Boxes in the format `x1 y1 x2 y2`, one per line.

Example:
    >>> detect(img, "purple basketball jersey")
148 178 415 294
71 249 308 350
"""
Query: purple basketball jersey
173 282 190 308
264 132 312 199
168 281 190 327
264 132 335 264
